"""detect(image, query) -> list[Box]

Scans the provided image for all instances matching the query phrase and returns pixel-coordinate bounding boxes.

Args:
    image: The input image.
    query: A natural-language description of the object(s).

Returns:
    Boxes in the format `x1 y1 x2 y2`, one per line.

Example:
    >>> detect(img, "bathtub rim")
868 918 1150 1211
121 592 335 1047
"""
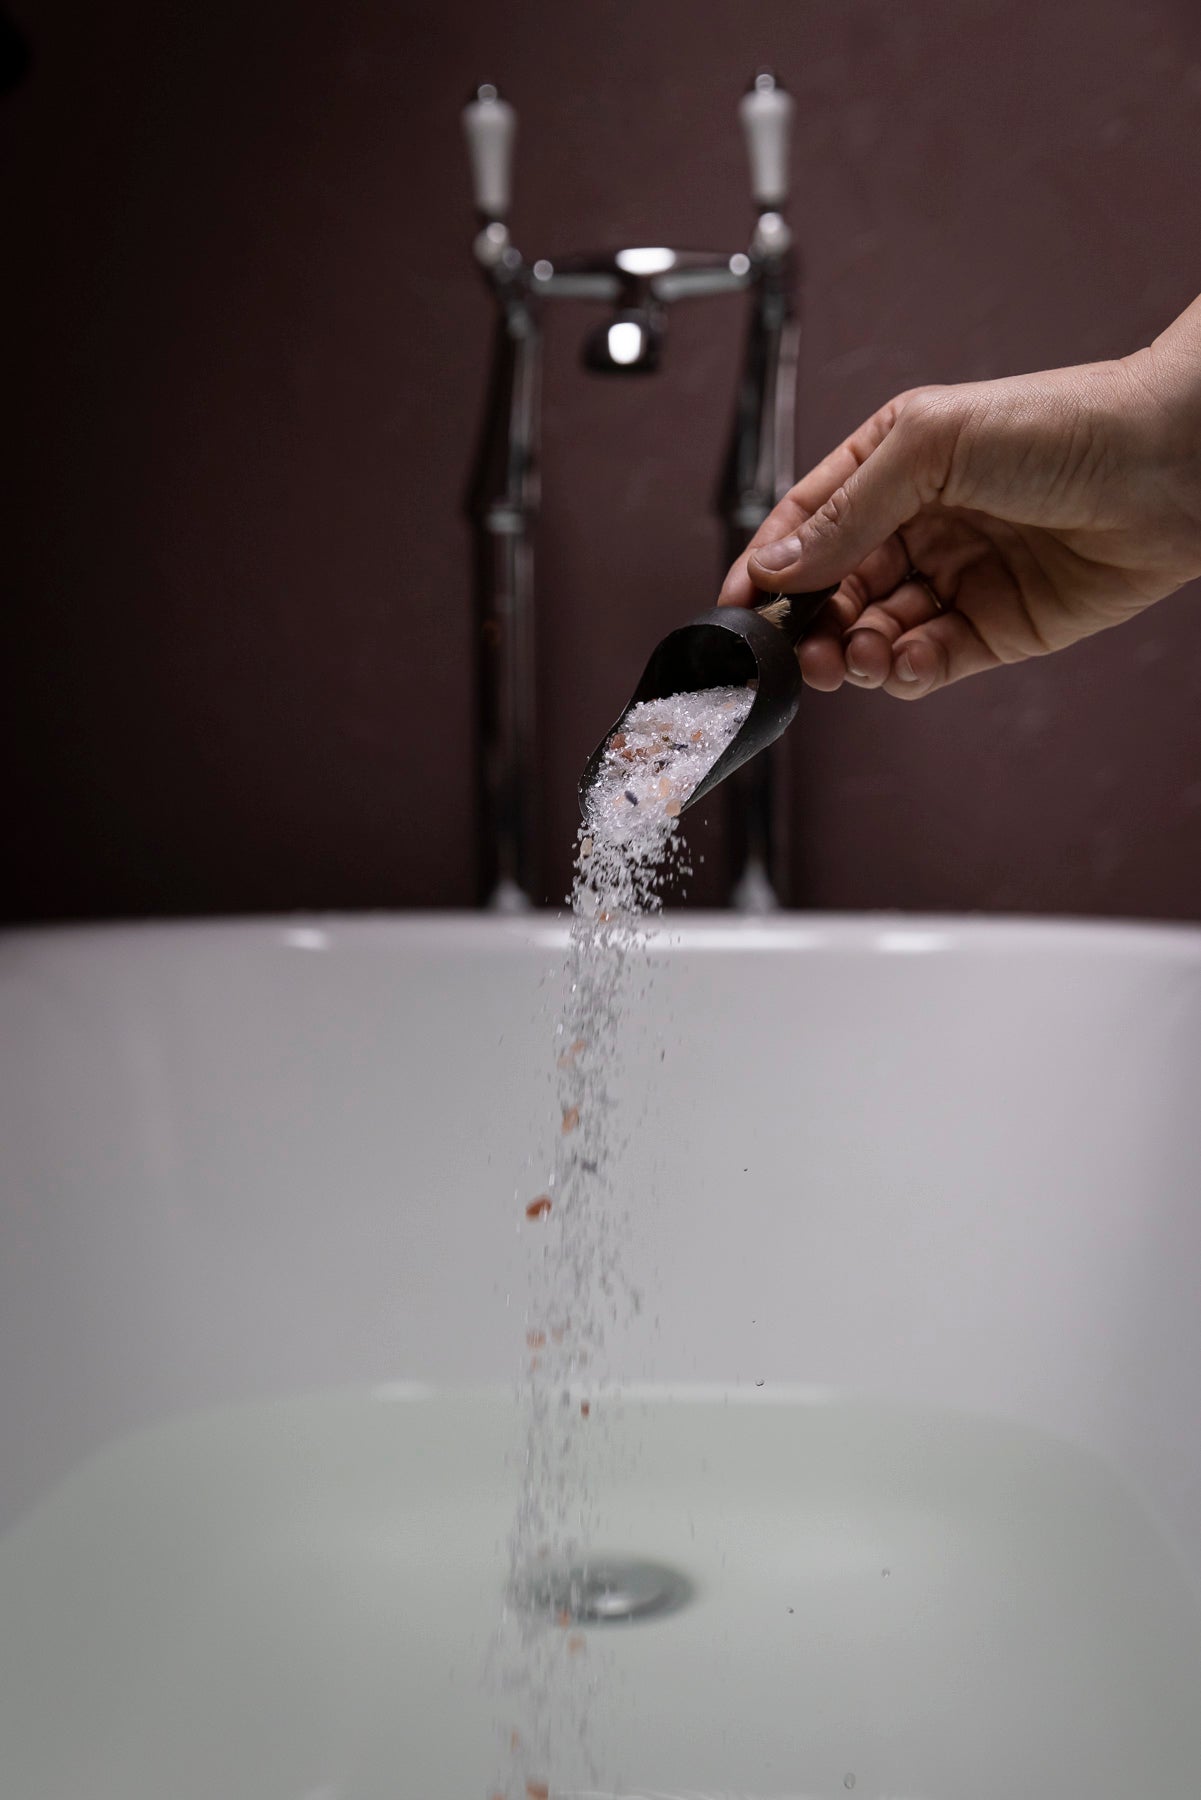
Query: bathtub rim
3 908 1201 964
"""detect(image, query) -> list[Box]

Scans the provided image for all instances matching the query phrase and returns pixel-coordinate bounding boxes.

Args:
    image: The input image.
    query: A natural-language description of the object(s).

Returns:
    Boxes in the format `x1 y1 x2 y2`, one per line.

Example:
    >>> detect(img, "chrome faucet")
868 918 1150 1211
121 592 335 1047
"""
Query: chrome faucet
464 73 802 910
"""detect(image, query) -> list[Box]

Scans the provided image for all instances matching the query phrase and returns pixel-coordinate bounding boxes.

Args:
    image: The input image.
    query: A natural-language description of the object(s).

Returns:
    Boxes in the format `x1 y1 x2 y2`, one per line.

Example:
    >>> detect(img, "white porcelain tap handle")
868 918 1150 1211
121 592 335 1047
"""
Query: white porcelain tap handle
739 72 793 210
463 84 516 220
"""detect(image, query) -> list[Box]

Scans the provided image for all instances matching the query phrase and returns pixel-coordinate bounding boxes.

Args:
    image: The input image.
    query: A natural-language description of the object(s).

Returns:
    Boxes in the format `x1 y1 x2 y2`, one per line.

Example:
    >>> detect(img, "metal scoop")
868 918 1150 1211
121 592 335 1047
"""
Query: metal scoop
578 588 836 819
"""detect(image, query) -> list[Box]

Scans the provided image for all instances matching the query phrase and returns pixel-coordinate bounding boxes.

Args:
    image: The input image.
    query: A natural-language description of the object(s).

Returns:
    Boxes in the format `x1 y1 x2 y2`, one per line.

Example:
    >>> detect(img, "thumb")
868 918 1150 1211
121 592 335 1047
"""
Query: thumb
747 406 937 591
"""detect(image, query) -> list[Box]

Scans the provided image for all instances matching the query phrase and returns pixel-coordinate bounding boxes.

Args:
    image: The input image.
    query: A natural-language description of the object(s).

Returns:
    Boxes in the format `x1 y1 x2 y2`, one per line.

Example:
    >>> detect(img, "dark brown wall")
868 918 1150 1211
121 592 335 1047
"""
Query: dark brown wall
5 0 1201 920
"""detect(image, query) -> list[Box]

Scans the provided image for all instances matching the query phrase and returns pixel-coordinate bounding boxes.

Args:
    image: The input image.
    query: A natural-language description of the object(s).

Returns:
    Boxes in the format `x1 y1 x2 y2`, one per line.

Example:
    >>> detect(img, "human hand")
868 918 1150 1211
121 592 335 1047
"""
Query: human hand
719 297 1201 698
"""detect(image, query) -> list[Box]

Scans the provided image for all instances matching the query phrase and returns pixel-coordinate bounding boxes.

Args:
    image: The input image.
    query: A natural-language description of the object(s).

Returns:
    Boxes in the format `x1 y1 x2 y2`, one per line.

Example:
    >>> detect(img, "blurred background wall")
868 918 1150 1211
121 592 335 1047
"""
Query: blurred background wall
4 0 1201 920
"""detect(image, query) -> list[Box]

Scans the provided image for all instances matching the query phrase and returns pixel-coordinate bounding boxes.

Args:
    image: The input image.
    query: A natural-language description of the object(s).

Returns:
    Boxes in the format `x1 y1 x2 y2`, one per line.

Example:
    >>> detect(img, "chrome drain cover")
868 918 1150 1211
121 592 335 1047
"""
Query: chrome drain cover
519 1558 693 1624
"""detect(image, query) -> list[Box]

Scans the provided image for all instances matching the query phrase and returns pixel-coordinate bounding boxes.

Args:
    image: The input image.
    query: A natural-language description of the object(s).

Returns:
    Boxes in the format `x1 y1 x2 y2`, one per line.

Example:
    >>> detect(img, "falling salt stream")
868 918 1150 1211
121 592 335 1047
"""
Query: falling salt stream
5 701 1201 1794
490 686 754 1800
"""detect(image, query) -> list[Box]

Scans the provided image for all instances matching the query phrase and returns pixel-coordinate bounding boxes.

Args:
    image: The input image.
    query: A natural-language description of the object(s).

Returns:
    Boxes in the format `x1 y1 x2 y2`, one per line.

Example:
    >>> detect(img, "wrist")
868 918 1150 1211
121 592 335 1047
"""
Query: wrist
1116 321 1201 569
1127 300 1201 453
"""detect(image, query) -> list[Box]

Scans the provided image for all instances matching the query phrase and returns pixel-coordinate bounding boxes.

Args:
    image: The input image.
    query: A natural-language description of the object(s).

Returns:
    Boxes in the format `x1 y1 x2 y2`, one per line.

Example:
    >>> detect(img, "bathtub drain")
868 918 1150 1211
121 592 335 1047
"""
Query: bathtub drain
520 1558 693 1625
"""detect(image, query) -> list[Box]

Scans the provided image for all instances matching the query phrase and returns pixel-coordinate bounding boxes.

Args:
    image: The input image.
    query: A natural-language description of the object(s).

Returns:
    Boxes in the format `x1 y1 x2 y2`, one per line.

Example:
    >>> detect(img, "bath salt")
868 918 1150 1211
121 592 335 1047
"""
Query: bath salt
492 685 749 1796
585 683 755 843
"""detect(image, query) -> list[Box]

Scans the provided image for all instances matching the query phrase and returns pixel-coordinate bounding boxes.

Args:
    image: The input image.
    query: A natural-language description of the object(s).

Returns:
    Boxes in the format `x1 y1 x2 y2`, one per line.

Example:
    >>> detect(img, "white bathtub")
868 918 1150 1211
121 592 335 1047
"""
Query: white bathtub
2 914 1201 1799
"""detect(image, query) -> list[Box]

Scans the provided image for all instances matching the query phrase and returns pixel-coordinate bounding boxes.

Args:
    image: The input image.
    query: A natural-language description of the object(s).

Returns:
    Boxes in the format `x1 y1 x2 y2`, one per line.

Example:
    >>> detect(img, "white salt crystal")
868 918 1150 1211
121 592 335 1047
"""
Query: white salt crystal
585 683 755 845
498 682 753 1789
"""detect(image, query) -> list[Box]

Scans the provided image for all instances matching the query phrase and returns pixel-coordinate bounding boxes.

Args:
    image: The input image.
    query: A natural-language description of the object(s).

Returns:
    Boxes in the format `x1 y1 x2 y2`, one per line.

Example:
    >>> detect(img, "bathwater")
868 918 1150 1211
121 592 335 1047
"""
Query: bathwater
0 1390 1198 1799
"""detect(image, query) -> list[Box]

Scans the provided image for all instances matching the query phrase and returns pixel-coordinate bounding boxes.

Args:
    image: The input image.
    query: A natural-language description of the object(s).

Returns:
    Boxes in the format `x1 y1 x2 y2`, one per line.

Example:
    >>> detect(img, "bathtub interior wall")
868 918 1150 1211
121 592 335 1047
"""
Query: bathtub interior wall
1 915 1200 1584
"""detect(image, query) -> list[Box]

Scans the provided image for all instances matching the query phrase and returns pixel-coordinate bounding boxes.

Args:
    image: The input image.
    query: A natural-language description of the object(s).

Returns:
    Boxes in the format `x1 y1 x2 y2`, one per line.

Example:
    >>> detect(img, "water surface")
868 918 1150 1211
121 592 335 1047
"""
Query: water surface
0 1389 1197 1799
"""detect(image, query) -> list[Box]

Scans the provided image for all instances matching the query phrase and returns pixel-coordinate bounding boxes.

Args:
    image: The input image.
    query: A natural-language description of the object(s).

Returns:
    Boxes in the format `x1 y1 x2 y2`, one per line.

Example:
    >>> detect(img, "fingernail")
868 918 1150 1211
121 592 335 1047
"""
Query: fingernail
895 650 920 683
845 637 870 679
750 535 802 573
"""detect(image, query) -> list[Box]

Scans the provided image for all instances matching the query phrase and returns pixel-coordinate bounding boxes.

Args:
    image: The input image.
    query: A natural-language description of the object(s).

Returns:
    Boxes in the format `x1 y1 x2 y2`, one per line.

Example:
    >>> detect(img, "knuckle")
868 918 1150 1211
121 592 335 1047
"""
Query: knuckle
809 489 849 540
897 385 968 500
899 386 954 436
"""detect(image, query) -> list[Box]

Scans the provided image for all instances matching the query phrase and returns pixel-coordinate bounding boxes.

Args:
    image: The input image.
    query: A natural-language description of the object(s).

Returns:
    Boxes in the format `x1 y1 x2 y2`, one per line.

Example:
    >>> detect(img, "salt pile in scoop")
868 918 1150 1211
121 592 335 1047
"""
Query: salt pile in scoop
585 683 755 843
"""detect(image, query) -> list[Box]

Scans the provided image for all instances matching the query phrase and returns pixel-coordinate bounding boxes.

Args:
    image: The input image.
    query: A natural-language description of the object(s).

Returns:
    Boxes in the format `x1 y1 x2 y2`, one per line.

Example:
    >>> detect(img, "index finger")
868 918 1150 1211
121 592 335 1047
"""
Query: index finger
717 393 913 608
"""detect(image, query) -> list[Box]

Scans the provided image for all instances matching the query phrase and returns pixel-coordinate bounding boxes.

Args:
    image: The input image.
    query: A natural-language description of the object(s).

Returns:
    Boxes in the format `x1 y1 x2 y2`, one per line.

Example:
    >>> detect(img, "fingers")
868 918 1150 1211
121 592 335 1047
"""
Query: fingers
746 389 957 595
793 549 920 693
842 623 896 687
717 395 912 610
800 570 1002 699
841 577 948 689
880 609 1000 700
818 571 1001 700
786 395 909 516
797 633 851 691
715 383 996 700
748 431 923 594
718 490 810 608
793 585 866 691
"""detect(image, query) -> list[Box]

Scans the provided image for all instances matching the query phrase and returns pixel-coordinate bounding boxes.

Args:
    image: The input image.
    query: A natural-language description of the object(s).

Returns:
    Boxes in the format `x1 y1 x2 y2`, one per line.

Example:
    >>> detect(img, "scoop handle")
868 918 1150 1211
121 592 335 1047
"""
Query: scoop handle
754 588 838 646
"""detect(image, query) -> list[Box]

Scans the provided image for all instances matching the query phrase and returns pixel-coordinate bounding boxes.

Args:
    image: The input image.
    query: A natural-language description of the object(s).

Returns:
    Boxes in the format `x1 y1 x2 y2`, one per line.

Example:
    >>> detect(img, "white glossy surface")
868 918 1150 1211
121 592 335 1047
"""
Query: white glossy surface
3 913 1201 1795
740 80 794 207
462 90 516 218
3 1388 1199 1800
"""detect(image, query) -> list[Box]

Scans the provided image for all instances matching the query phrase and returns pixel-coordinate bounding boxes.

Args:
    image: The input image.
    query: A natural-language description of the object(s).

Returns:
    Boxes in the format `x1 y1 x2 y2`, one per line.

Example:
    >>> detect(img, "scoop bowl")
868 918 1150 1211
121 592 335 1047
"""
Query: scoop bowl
578 589 836 820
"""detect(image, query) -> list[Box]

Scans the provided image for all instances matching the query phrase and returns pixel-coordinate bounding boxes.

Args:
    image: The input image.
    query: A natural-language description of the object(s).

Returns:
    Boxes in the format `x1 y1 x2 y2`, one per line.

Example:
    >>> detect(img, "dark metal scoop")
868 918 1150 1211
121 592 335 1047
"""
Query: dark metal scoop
578 588 836 819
